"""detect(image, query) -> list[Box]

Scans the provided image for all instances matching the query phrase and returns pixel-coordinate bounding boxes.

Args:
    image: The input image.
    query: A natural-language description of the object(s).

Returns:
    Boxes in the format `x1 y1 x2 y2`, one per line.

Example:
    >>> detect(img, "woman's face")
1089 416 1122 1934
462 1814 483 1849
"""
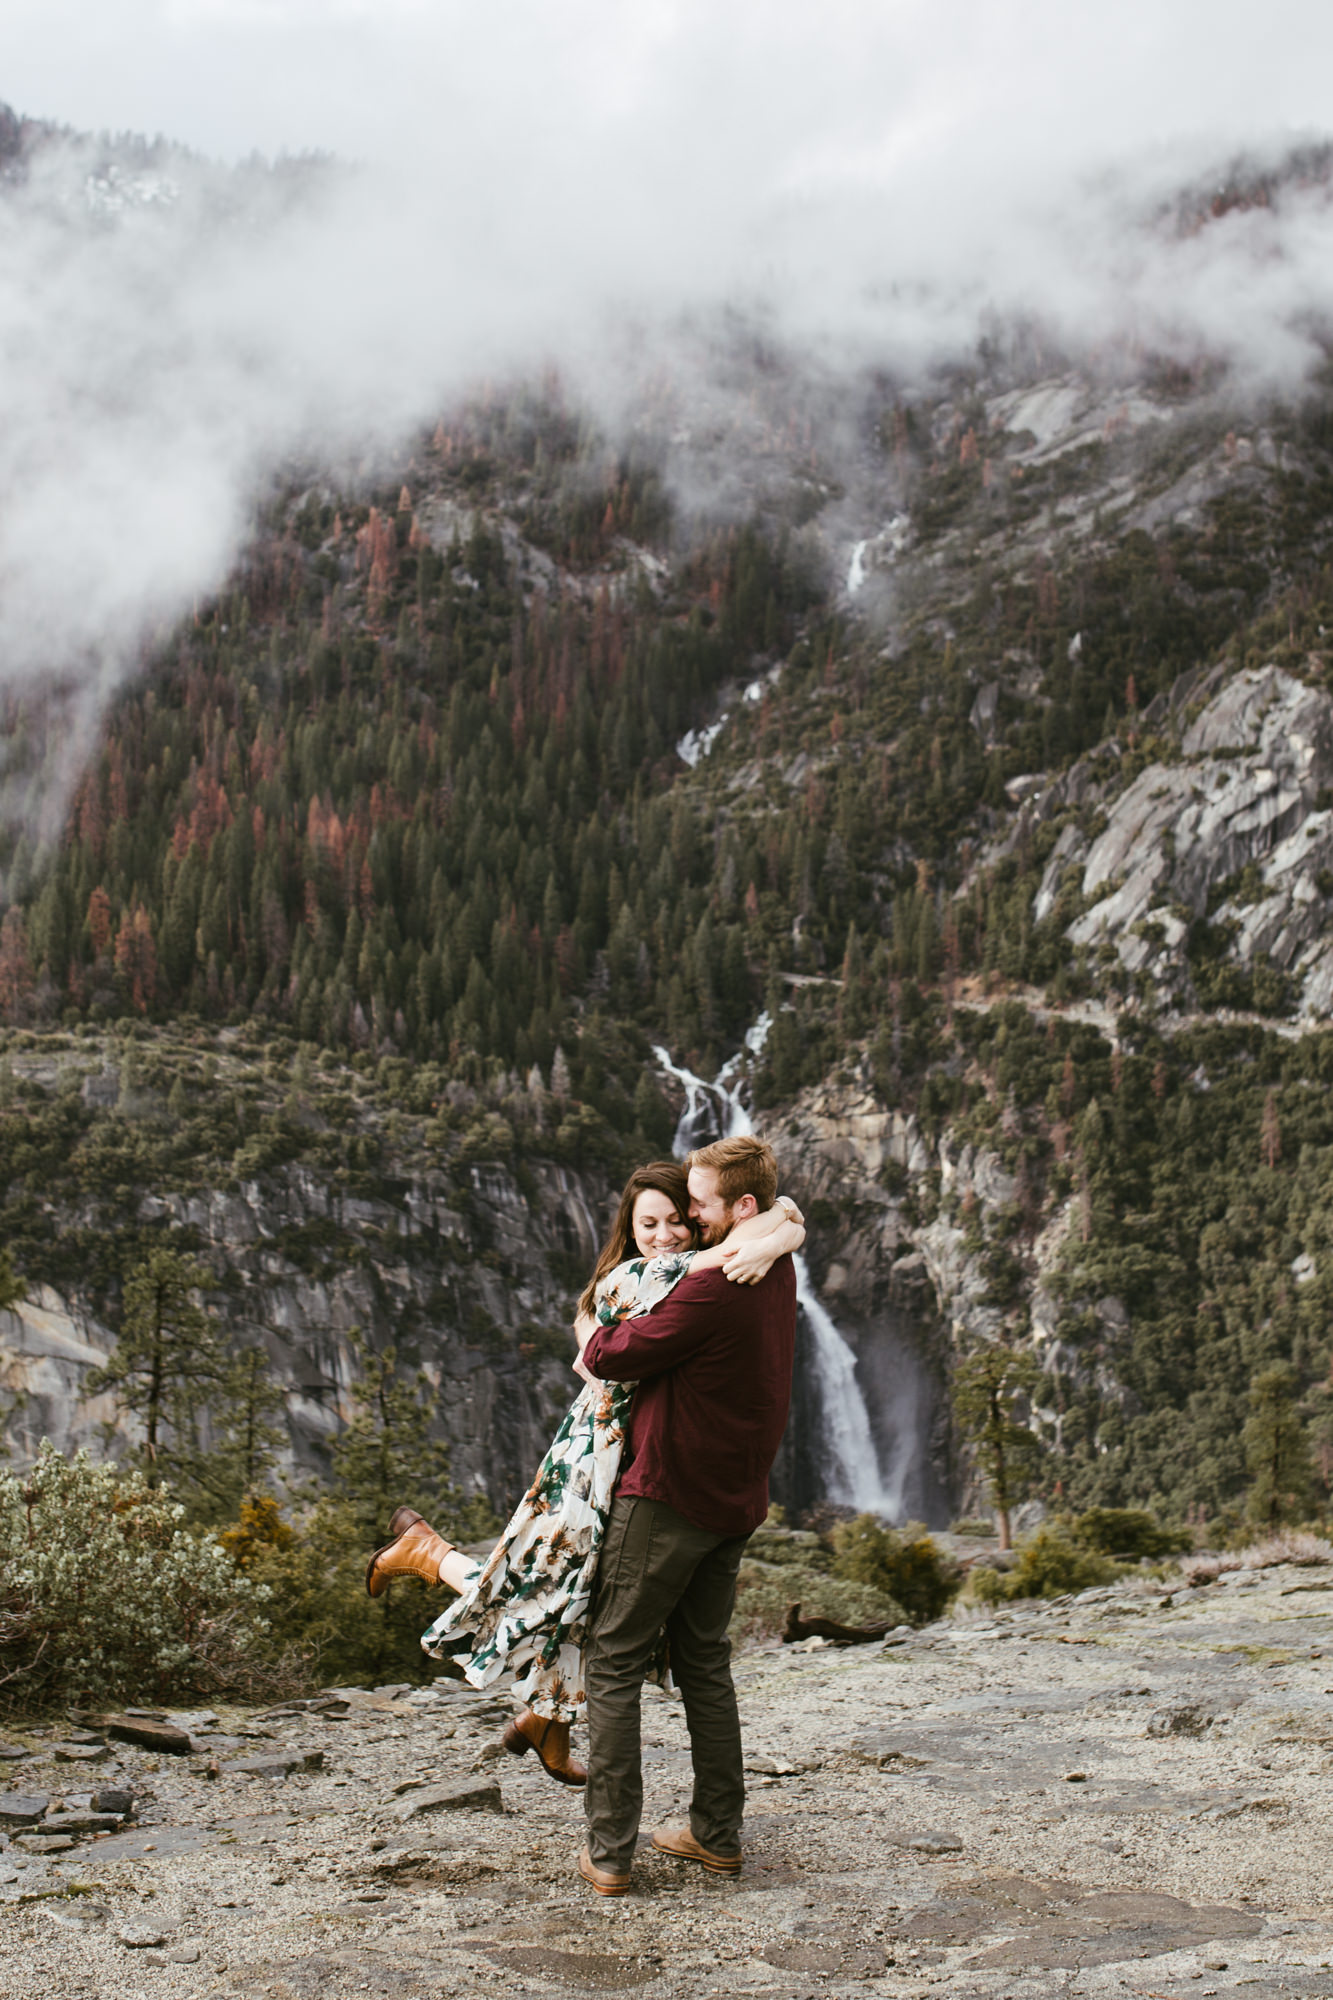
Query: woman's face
631 1187 693 1258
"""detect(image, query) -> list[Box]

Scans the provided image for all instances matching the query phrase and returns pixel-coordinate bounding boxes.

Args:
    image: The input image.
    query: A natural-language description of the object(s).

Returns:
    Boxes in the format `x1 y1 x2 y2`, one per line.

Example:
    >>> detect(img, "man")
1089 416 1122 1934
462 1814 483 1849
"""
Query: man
574 1132 798 1896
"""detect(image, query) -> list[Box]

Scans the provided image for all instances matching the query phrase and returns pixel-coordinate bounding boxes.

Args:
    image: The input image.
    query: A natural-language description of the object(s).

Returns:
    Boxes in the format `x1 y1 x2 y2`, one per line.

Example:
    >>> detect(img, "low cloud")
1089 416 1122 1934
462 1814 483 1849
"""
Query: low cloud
2 2 1333 851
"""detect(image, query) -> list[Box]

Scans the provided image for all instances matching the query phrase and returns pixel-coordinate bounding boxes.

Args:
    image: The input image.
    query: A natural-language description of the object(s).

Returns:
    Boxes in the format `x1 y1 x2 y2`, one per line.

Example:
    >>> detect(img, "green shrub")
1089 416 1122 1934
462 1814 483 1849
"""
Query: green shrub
950 1517 995 1538
967 1526 1121 1605
238 1497 500 1690
829 1513 960 1624
244 1497 441 1688
745 1526 832 1570
729 1560 905 1646
0 1442 283 1714
1071 1507 1192 1559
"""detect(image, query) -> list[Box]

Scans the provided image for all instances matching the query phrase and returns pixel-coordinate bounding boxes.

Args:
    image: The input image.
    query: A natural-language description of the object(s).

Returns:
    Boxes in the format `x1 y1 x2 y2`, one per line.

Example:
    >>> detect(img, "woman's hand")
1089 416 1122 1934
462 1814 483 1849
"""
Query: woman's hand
572 1310 600 1382
719 1237 773 1286
720 1214 806 1284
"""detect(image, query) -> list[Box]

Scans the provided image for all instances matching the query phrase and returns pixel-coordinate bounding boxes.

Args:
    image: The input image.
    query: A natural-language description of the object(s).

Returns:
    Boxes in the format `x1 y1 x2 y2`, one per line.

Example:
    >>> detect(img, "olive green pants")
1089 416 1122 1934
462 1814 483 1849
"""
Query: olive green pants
584 1494 749 1873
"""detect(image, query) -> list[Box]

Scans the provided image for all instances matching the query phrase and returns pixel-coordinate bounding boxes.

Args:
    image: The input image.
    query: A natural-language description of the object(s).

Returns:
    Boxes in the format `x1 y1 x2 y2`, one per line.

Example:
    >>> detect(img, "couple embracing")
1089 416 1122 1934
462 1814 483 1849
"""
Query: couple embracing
365 1132 801 1895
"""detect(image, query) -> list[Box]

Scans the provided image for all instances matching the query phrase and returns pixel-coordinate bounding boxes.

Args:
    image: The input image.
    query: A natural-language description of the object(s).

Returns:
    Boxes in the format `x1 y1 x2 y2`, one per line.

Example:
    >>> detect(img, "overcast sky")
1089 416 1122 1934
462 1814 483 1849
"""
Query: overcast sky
6 2 1333 382
3 1 1333 853
2 1 1330 186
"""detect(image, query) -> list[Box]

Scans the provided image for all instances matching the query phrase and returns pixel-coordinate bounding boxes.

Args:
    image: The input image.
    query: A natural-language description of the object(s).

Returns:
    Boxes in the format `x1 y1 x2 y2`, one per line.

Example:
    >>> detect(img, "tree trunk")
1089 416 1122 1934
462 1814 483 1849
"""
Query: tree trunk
146 1310 164 1487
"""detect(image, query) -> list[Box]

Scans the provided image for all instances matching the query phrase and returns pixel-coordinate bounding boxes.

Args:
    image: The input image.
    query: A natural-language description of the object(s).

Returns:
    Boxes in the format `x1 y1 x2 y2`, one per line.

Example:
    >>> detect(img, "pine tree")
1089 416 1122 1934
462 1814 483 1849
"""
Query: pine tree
89 1245 230 1487
1243 1364 1312 1532
308 1337 484 1682
953 1345 1046 1550
329 1337 460 1544
177 1344 288 1525
632 1070 674 1150
550 1046 572 1099
837 925 869 1038
1260 1089 1281 1170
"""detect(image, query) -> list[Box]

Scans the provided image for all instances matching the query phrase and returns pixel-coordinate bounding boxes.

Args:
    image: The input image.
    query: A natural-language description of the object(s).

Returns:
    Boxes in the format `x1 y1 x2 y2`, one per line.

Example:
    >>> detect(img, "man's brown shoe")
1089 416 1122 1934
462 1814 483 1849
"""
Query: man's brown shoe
365 1516 456 1597
577 1846 630 1896
502 1710 587 1787
650 1823 742 1874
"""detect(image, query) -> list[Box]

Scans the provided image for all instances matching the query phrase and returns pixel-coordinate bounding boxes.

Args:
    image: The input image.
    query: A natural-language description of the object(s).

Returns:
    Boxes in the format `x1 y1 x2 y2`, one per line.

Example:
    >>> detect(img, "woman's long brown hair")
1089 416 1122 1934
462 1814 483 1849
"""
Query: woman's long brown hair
576 1160 696 1318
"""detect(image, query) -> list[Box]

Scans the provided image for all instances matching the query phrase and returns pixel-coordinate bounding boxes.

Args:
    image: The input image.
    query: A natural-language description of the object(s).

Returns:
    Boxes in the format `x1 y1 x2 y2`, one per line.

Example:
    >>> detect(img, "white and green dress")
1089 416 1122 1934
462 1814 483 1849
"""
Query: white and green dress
420 1247 694 1720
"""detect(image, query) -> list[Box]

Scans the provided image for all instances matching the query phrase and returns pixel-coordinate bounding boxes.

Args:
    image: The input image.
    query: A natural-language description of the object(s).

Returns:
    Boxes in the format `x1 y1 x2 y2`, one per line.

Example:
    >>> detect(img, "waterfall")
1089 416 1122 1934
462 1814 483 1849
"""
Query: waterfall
791 1264 902 1517
652 1025 903 1521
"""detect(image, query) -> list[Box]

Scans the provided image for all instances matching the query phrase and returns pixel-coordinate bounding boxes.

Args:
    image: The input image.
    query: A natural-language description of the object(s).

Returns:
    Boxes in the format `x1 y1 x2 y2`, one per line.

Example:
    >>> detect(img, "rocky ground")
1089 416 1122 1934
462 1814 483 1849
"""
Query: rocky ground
3 1561 1333 1999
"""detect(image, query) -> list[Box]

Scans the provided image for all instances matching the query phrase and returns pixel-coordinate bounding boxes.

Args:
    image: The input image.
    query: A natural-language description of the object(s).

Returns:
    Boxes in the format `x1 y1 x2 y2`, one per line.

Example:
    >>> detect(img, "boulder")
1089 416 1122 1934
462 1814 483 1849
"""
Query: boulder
222 1751 324 1778
92 1787 136 1816
0 1793 49 1824
105 1717 193 1755
42 1811 125 1835
1147 1703 1213 1738
392 1780 504 1822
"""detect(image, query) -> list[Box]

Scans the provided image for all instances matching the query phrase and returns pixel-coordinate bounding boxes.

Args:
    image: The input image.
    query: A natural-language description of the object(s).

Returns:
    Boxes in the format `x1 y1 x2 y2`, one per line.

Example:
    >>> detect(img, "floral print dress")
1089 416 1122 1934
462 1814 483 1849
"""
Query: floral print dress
420 1247 694 1720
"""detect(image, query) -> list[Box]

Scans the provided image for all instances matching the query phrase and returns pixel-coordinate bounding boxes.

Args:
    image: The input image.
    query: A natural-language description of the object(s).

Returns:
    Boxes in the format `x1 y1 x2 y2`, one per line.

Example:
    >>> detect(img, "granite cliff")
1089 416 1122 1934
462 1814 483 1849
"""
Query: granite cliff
0 1036 618 1517
1025 661 1333 1021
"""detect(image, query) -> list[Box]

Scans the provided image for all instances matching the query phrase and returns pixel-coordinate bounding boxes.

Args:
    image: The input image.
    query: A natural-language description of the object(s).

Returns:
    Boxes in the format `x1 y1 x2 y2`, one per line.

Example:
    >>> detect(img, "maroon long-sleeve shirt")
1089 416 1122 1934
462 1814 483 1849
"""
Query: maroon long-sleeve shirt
581 1257 797 1538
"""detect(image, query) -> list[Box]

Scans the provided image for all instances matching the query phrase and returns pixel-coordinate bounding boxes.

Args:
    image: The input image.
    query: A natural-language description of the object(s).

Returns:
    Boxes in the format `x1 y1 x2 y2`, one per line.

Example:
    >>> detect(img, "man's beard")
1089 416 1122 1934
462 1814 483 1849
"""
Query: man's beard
699 1210 735 1248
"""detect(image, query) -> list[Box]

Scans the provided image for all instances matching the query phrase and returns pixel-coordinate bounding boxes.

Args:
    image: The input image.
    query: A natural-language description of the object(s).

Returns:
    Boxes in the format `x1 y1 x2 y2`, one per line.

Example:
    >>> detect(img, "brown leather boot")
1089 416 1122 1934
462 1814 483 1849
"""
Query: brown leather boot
650 1822 742 1873
578 1846 630 1895
501 1709 587 1787
365 1515 457 1597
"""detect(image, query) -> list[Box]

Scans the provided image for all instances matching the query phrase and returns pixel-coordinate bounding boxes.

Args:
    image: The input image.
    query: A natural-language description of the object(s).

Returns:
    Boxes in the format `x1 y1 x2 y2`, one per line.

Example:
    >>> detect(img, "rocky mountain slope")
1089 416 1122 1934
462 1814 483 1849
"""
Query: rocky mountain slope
9 165 1333 1530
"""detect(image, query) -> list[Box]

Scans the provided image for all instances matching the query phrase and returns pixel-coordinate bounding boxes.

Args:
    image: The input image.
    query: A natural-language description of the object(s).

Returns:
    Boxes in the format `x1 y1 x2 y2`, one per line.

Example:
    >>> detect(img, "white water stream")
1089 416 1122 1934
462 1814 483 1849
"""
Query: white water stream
652 1023 902 1519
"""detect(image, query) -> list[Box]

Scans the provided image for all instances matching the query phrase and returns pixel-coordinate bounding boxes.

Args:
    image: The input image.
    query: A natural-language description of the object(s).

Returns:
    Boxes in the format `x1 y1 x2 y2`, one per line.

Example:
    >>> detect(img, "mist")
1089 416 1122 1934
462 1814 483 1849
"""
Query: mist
3 0 1333 852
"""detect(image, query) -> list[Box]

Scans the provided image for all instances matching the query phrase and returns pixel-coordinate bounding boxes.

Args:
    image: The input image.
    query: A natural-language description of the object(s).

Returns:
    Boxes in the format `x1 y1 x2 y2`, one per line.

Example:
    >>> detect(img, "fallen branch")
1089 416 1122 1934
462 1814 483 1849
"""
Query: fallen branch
781 1602 897 1646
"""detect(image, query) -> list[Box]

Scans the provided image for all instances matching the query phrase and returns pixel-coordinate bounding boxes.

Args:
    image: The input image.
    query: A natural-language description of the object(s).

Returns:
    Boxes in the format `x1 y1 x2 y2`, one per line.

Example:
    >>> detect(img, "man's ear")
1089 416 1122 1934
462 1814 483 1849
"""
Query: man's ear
734 1192 759 1221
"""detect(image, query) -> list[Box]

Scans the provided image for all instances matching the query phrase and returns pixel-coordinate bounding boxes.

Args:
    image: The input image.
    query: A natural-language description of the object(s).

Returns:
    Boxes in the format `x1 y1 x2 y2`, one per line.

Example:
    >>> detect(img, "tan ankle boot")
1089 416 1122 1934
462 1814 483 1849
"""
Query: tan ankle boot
502 1709 587 1787
365 1515 456 1598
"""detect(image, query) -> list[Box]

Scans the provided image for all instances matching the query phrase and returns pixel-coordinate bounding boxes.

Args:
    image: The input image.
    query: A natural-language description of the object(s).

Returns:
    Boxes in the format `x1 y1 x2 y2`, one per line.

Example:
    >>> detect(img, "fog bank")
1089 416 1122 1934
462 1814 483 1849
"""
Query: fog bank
2 2 1333 847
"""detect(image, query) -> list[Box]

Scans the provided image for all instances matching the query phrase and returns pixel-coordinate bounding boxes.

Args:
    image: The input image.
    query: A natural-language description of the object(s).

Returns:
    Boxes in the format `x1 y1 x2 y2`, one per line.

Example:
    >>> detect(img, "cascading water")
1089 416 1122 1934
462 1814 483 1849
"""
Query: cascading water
653 1022 904 1520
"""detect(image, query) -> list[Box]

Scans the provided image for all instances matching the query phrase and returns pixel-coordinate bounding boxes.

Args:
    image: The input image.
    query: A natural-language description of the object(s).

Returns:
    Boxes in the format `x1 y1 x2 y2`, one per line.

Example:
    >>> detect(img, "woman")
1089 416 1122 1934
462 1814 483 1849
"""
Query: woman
365 1158 804 1785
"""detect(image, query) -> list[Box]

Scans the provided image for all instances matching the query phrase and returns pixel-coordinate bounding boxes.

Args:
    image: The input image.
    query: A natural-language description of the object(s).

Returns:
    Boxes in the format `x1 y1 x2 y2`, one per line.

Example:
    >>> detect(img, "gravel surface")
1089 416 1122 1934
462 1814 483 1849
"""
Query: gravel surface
3 1564 1333 1997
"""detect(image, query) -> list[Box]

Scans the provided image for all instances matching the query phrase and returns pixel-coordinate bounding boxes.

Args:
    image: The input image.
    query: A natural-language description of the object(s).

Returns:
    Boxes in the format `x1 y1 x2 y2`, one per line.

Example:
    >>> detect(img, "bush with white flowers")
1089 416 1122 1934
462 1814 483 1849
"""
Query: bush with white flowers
0 1441 274 1712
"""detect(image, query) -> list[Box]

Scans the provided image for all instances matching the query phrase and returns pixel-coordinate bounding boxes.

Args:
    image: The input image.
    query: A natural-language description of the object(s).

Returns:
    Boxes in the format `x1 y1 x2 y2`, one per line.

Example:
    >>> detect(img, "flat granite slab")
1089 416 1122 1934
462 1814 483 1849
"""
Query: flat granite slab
3 1563 1333 1997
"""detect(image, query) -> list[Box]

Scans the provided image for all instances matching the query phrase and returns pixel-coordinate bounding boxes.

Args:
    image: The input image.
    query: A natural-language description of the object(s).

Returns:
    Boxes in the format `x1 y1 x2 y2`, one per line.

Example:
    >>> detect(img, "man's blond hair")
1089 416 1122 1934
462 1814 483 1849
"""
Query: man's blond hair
686 1133 778 1211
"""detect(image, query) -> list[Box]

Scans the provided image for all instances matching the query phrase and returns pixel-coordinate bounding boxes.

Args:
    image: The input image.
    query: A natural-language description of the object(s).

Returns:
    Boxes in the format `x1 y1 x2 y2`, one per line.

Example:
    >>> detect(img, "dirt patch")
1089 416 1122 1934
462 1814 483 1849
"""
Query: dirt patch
483 1944 659 1989
903 1870 1264 1970
762 1937 884 1977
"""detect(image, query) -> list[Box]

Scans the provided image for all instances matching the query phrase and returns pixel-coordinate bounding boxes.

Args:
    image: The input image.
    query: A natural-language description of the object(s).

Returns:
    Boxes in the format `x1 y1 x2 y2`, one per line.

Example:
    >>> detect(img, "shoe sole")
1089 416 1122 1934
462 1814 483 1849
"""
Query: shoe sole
651 1834 741 1874
502 1720 587 1787
366 1512 424 1598
364 1537 397 1599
